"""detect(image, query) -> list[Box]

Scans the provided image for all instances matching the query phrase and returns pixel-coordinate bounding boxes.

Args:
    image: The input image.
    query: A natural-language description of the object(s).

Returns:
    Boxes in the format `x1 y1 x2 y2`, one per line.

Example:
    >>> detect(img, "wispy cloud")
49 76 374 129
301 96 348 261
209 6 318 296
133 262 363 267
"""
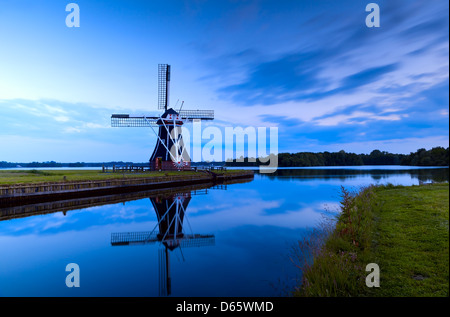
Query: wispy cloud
0 98 157 162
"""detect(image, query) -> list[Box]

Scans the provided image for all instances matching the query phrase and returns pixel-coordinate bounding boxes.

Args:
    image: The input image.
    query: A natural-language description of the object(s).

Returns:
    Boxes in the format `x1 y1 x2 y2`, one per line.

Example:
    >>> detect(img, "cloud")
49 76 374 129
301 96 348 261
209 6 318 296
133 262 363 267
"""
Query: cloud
314 111 402 127
258 114 303 127
0 98 157 162
399 15 448 41
201 0 447 121
217 50 328 105
339 64 399 92
189 197 324 230
63 127 82 134
192 1 448 155
314 136 449 155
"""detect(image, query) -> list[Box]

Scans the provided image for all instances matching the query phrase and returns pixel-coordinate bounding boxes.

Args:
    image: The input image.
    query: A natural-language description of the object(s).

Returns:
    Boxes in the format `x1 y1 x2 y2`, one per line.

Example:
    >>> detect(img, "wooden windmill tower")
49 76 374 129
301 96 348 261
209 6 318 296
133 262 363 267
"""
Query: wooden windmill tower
111 64 214 170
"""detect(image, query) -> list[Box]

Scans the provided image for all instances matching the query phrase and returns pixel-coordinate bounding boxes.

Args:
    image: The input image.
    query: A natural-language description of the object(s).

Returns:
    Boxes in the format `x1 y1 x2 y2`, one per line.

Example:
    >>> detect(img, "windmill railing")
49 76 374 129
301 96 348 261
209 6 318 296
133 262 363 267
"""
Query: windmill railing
101 164 228 173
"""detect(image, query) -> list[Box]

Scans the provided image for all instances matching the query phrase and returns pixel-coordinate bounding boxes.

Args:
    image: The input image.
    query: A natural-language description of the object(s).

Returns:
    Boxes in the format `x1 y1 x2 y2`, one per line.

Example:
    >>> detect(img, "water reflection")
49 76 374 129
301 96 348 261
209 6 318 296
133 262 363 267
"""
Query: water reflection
258 166 449 183
0 180 243 296
111 190 216 296
0 182 230 222
0 167 448 297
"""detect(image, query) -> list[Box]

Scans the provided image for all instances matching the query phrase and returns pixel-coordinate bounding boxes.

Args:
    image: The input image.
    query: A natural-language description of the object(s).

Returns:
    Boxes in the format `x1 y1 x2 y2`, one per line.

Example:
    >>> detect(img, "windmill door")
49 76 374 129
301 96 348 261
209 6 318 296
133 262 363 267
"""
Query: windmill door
156 157 162 170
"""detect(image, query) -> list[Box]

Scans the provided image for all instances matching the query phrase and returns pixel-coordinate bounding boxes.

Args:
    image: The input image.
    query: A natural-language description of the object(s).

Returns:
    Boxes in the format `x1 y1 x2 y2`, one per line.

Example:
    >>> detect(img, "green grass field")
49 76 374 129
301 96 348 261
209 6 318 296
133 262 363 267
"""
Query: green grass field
0 169 253 186
367 183 449 296
294 183 449 297
0 169 194 185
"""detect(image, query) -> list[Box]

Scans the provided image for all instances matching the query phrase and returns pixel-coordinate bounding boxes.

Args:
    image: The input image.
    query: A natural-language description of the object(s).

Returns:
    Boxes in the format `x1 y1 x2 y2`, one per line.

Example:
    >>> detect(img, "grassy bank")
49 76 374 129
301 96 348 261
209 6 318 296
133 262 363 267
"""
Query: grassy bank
293 183 449 297
0 169 247 185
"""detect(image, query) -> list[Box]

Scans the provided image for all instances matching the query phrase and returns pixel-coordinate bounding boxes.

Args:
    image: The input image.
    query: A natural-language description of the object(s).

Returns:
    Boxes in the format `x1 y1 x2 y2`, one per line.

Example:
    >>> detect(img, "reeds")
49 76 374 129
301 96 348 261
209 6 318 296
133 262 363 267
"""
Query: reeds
291 185 377 296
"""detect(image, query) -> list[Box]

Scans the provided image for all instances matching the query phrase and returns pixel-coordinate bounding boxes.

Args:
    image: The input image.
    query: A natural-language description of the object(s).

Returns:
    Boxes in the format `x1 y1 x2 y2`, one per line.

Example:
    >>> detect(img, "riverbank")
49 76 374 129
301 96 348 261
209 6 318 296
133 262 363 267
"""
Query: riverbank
293 183 449 297
0 169 254 205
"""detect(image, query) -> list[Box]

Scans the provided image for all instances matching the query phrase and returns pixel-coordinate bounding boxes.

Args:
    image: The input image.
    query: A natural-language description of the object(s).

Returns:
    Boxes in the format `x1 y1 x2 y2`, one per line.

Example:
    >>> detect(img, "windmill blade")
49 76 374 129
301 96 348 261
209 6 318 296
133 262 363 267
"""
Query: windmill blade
179 110 214 121
179 234 215 248
111 114 159 127
111 231 158 246
111 231 215 248
158 64 170 110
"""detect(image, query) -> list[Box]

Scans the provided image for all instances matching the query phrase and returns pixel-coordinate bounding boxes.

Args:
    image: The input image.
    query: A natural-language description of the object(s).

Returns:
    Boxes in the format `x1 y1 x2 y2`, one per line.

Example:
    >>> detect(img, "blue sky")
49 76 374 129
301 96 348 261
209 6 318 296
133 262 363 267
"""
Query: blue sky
0 0 448 162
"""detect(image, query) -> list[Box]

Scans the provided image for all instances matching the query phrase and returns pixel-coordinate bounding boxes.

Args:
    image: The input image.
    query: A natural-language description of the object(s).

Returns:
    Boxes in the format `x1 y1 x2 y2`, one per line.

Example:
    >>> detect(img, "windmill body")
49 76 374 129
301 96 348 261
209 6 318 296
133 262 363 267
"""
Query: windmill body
111 64 214 170
151 192 190 249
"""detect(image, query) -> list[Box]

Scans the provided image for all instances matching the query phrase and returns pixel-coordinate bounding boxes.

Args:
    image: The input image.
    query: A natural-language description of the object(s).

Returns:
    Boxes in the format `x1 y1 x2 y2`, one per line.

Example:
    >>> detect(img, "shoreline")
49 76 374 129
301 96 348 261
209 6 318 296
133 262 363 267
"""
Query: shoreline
293 183 449 297
0 169 254 205
0 177 253 222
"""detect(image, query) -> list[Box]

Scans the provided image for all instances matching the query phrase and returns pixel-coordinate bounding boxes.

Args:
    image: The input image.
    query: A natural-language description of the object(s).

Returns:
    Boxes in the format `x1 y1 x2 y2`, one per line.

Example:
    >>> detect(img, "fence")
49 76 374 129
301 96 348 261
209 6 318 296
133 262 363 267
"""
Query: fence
0 174 211 198
0 171 253 200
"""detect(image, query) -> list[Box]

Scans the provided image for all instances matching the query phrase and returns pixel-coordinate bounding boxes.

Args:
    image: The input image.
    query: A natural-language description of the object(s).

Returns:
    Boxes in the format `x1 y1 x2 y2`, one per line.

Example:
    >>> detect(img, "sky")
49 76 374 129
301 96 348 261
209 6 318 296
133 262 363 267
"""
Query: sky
0 0 448 163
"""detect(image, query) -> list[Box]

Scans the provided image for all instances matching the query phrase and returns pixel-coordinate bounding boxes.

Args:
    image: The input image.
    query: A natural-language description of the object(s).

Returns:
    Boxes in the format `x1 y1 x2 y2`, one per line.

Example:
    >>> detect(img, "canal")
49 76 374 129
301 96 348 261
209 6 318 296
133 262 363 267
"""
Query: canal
0 166 448 296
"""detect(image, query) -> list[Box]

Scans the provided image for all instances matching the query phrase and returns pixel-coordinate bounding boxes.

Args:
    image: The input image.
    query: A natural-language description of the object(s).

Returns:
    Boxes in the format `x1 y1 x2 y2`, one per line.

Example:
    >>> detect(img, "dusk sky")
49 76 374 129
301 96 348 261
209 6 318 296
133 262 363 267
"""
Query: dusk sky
0 0 448 163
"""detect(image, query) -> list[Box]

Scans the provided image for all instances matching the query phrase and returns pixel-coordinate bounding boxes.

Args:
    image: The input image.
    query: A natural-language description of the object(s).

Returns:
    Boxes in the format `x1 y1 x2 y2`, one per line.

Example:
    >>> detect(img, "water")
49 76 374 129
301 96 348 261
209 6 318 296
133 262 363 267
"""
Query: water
0 166 448 297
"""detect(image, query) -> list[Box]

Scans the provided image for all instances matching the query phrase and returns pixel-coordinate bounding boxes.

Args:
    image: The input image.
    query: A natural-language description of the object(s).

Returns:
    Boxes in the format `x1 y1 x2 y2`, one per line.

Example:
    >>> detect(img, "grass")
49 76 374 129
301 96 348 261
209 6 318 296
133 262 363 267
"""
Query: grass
292 183 449 297
367 183 449 296
0 169 247 186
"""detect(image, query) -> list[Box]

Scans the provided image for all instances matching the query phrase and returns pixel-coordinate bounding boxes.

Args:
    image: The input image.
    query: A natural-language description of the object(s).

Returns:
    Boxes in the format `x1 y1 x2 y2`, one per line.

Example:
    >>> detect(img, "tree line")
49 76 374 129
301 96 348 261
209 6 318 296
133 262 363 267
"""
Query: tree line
0 161 141 168
225 147 449 167
1 147 448 168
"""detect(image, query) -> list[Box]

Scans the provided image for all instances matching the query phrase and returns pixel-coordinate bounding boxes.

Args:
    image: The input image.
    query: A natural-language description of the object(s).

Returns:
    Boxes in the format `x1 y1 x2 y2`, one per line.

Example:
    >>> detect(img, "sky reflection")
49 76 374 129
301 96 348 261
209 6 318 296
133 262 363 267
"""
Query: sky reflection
0 167 448 296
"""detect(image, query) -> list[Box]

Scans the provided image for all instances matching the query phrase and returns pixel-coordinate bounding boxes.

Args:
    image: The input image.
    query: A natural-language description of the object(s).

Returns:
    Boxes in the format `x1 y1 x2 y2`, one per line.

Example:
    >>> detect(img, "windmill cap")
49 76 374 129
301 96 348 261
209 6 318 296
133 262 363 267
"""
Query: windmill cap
161 108 179 117
157 107 183 125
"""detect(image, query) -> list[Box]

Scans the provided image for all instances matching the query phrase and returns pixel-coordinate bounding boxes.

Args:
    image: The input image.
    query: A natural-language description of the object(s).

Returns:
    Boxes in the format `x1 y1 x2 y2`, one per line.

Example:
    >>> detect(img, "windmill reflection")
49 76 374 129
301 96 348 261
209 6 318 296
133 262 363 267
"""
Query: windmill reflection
111 189 216 296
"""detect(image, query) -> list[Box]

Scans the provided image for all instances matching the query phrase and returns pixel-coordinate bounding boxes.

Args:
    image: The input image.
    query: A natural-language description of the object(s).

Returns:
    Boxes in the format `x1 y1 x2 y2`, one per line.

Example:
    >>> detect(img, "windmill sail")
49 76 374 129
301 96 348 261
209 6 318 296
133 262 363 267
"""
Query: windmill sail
111 109 214 127
158 64 170 110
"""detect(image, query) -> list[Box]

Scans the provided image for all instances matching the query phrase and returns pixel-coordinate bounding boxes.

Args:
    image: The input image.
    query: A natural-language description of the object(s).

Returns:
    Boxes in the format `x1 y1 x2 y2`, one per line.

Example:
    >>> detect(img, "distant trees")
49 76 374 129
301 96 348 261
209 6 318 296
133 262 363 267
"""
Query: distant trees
0 161 15 168
400 147 449 166
0 161 63 168
0 161 146 168
360 150 402 165
276 150 364 167
28 161 63 168
225 147 449 167
1 147 448 168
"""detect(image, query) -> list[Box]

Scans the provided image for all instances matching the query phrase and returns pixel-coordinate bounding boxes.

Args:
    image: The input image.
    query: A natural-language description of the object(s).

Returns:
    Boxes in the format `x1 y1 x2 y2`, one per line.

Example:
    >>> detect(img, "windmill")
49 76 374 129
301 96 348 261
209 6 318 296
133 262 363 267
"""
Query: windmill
111 64 214 170
111 190 215 296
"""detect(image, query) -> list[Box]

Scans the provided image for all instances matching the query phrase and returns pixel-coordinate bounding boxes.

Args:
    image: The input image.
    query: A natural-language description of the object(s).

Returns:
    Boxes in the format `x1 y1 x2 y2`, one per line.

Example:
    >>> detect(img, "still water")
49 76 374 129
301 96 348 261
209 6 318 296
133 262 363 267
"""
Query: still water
0 166 448 297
